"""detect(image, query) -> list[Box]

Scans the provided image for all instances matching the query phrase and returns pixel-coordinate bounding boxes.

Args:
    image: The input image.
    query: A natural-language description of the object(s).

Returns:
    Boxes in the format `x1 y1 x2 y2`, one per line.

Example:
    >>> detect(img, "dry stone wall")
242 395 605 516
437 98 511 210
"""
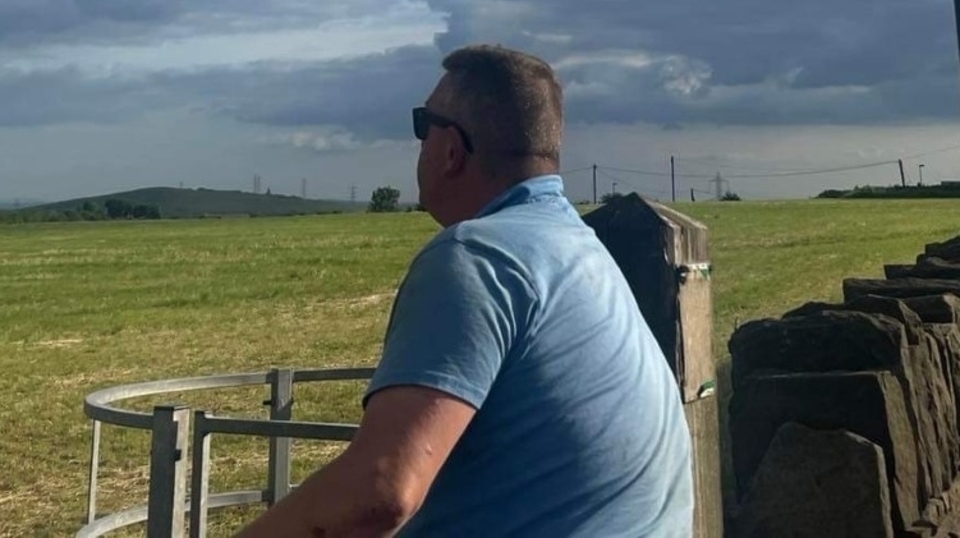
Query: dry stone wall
729 235 960 538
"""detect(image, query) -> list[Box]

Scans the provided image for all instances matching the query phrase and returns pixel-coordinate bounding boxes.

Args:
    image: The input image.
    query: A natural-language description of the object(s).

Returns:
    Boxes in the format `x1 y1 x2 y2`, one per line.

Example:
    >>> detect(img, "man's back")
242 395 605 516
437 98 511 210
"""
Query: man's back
366 176 693 537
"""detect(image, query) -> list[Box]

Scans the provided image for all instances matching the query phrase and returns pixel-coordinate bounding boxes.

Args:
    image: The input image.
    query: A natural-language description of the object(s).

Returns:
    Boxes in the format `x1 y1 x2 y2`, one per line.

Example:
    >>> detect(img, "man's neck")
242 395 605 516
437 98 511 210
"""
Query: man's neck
437 164 559 227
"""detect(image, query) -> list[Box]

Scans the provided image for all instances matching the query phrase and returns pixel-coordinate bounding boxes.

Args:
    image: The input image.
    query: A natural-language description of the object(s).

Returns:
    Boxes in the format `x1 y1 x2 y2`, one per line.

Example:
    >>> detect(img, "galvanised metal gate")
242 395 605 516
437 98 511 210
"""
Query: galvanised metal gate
77 367 375 537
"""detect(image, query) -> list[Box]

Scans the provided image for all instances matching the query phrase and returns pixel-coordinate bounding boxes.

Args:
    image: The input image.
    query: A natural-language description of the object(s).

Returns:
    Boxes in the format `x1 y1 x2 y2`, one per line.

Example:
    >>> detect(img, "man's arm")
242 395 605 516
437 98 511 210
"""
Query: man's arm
234 385 476 537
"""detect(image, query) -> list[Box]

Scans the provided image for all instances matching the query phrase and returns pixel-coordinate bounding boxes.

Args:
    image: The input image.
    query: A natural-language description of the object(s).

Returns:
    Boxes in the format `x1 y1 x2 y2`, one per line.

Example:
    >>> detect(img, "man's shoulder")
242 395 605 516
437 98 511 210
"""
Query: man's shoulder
419 217 523 264
409 225 533 287
446 202 585 251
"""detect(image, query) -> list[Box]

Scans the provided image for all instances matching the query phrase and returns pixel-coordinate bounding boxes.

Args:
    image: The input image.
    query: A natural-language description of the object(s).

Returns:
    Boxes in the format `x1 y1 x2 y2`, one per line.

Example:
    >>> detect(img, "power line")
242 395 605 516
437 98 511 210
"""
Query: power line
597 169 672 197
599 165 673 177
559 166 594 175
901 143 960 160
674 158 829 174
721 160 898 179
673 143 960 180
564 139 960 200
602 159 899 181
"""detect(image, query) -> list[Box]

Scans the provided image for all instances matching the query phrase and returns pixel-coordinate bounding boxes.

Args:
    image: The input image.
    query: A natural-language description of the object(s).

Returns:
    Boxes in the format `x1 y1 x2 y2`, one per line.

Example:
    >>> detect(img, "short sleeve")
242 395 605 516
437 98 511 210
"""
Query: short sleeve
363 239 537 410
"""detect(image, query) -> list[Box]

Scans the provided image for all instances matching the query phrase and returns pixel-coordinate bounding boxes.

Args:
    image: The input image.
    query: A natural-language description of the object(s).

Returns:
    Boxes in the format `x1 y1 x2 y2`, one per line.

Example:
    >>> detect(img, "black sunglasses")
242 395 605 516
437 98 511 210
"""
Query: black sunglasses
412 106 474 153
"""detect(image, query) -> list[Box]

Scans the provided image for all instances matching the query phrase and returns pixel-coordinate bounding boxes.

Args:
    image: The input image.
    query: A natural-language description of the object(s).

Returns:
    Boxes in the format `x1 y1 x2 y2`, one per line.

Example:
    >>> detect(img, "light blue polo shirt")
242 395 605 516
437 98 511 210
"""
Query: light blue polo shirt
364 175 693 537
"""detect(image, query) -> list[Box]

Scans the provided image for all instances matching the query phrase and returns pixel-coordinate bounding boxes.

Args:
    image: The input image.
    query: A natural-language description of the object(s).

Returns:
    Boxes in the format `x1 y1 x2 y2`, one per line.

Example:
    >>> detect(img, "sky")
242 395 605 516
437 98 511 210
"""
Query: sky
2 0 960 204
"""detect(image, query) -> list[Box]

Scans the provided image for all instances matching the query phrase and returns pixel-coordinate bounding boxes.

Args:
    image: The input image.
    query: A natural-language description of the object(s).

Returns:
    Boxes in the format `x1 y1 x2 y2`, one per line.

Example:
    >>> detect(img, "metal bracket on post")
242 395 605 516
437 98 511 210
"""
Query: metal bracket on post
677 263 712 285
147 405 190 538
267 369 294 505
190 411 211 538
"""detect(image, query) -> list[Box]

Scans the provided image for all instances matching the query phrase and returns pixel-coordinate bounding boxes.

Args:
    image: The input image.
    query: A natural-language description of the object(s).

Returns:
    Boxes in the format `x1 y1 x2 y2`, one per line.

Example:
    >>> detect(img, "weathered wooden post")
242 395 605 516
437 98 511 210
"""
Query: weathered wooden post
583 193 723 537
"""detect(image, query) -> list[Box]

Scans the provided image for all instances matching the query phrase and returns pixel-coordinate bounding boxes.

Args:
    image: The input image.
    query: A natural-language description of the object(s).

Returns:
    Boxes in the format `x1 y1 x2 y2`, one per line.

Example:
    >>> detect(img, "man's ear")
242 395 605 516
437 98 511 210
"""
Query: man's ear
443 131 469 178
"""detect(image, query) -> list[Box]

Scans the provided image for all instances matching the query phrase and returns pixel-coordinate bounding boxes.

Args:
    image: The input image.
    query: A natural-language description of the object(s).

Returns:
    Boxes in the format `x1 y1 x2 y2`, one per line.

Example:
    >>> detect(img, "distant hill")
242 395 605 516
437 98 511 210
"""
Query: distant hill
29 187 367 218
0 198 46 209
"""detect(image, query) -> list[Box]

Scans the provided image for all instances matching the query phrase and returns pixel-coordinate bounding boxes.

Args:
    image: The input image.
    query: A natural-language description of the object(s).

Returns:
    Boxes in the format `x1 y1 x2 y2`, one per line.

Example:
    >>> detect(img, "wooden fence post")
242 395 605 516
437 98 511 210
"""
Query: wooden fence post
583 194 723 538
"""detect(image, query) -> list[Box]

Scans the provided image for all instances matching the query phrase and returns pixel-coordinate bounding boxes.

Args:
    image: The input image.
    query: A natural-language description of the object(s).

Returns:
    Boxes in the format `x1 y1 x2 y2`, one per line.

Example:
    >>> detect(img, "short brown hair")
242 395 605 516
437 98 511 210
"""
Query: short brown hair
441 45 563 175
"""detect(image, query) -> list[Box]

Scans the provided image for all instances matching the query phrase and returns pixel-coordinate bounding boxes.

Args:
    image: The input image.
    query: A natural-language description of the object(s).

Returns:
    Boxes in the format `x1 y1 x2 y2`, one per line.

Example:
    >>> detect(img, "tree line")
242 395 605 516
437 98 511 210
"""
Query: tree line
0 199 162 224
2 186 418 224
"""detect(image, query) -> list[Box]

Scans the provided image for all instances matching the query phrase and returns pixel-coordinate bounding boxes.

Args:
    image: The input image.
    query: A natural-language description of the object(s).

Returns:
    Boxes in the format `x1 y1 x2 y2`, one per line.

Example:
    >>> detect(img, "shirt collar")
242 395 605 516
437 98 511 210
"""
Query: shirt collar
474 175 565 219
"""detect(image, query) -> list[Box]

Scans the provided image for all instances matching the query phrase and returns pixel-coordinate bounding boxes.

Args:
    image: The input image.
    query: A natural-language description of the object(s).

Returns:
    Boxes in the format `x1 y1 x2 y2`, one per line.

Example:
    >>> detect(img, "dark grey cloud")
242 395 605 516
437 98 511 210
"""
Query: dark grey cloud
1 38 956 139
159 46 443 141
1 0 958 138
426 0 960 125
559 63 960 128
0 67 163 125
74 0 181 22
0 0 182 46
430 0 958 88
0 46 443 144
0 0 388 46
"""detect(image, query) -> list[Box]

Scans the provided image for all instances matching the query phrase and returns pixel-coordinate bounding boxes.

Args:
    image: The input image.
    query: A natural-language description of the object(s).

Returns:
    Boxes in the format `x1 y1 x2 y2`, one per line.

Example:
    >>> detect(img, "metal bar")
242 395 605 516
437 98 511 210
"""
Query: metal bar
84 370 371 430
87 373 272 405
204 489 268 509
76 503 149 537
83 405 153 431
147 405 191 538
77 491 269 538
203 416 358 441
84 373 271 428
171 408 191 538
190 411 212 538
267 369 294 505
86 420 102 524
292 368 375 383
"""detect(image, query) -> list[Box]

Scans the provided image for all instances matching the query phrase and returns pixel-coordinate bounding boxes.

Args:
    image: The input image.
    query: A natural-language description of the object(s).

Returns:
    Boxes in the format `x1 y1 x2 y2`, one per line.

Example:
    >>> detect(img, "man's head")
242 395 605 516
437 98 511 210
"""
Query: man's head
415 45 564 226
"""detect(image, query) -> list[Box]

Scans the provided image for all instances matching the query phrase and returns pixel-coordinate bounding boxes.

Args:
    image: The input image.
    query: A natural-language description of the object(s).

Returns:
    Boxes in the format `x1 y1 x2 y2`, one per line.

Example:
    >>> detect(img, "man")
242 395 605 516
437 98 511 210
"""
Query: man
237 44 693 537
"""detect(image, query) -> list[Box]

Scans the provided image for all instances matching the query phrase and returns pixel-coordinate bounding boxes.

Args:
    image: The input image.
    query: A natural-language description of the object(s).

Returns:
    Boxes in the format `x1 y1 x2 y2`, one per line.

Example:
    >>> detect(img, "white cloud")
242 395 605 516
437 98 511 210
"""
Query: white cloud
267 129 418 153
520 30 573 45
554 50 657 70
659 56 713 98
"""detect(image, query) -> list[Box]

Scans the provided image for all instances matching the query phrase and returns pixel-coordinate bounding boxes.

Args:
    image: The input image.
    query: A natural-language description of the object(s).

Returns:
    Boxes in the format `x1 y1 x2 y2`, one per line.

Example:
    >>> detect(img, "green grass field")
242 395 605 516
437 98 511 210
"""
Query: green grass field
2 199 959 536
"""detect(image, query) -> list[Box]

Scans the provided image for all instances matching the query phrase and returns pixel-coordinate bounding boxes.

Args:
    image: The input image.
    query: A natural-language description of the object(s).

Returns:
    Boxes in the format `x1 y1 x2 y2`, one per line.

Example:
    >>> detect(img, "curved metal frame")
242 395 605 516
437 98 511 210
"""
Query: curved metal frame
77 367 375 538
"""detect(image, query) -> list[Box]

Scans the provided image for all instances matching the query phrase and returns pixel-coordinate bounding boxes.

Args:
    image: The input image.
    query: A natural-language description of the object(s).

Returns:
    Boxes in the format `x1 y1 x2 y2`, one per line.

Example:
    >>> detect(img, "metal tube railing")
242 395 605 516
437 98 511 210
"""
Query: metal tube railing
77 367 374 537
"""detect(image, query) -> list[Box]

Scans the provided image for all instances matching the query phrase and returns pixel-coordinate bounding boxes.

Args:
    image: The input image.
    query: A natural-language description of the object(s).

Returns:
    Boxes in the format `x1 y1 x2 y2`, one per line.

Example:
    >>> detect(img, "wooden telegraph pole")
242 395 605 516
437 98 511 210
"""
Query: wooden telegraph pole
955 0 960 65
592 164 598 205
671 156 677 203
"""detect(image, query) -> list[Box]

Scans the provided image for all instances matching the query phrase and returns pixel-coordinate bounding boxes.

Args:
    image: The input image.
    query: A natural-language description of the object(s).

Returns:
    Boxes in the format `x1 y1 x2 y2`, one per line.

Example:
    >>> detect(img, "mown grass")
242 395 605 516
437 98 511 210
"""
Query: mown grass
1 199 959 536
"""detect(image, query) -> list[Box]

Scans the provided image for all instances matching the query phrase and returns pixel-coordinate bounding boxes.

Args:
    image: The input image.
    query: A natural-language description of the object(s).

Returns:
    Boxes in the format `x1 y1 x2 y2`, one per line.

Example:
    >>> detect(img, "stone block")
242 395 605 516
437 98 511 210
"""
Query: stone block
734 422 892 538
729 310 908 390
902 295 960 325
888 264 916 279
923 236 960 263
778 298 959 502
783 295 924 345
730 371 919 534
844 278 960 303
925 325 960 470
